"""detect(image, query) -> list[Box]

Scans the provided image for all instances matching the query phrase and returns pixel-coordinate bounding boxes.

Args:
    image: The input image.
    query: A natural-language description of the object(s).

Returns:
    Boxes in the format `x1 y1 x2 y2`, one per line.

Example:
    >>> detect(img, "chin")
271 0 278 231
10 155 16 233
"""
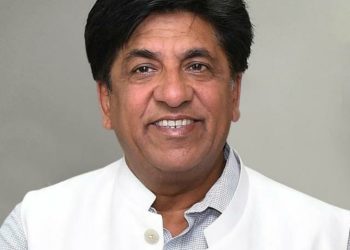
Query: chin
152 157 202 174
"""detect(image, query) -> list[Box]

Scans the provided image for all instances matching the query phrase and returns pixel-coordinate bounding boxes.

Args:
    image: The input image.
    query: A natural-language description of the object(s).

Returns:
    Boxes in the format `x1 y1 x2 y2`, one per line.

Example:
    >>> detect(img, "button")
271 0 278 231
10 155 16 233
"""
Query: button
144 229 159 244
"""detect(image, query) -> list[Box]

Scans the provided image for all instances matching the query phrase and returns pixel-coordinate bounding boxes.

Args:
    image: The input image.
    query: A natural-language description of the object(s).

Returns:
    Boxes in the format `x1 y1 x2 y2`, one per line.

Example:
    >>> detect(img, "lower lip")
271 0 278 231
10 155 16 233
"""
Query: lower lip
149 122 199 137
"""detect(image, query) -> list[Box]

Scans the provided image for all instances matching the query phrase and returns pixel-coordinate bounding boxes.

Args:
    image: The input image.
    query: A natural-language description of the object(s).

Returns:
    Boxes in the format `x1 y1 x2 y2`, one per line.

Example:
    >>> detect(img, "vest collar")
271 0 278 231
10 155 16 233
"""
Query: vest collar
204 150 250 247
114 157 156 211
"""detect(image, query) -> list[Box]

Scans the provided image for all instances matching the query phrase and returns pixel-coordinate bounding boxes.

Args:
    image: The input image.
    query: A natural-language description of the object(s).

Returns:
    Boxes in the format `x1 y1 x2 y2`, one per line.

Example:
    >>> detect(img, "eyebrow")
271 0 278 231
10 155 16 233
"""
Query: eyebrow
125 49 160 61
182 48 214 61
124 48 215 63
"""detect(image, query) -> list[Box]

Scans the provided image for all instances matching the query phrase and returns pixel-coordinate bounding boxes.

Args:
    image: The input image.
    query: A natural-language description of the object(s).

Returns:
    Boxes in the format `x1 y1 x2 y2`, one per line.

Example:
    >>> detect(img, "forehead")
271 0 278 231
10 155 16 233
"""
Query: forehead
122 11 221 54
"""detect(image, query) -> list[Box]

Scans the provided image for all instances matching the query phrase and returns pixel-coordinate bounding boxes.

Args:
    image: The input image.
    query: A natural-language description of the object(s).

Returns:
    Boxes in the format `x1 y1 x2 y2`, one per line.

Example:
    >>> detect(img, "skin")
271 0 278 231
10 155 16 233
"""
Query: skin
98 11 242 236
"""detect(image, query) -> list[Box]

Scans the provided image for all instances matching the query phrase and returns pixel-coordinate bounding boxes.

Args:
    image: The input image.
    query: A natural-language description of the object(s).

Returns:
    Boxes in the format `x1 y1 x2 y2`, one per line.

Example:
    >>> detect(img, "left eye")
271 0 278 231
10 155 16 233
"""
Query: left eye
188 63 207 72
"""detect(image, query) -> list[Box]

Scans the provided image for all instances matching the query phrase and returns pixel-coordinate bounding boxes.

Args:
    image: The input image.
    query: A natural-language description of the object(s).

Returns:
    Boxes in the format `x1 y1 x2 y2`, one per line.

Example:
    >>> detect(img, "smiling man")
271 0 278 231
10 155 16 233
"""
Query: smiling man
1 0 350 249
98 11 241 238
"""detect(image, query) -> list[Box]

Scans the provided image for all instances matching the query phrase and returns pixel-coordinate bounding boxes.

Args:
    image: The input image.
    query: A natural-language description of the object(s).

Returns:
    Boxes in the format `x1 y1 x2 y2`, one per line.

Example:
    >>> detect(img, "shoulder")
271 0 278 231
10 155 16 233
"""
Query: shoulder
244 166 350 230
27 161 117 196
21 159 122 219
245 166 350 215
239 166 350 248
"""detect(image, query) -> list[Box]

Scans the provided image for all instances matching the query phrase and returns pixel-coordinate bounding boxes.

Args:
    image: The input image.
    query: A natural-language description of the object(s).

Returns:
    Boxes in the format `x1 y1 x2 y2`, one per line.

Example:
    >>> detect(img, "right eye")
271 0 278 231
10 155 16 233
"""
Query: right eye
133 65 156 75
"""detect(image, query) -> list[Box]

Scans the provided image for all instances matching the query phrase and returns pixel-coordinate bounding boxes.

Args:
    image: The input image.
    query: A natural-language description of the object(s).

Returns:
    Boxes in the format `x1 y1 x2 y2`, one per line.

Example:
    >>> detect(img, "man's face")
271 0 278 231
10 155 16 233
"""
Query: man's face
98 11 241 182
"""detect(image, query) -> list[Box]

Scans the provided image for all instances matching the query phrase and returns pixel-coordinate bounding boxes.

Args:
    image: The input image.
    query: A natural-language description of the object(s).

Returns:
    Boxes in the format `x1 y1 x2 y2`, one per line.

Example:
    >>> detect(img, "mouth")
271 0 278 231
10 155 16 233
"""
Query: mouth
154 119 195 129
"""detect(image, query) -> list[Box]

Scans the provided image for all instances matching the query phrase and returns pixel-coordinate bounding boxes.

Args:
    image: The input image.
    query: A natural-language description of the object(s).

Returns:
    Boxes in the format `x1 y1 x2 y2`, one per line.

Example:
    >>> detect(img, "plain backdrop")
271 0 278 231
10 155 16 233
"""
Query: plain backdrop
0 0 349 222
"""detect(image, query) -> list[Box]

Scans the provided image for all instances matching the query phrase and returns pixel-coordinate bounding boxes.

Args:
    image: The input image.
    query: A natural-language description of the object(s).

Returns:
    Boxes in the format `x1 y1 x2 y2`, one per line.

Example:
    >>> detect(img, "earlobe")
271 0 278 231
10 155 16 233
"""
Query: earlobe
97 82 112 129
231 73 242 122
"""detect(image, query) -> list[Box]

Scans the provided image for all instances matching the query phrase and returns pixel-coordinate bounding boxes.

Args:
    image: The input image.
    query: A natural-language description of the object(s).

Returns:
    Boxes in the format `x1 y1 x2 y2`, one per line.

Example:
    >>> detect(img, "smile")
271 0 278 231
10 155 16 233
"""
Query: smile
155 119 194 129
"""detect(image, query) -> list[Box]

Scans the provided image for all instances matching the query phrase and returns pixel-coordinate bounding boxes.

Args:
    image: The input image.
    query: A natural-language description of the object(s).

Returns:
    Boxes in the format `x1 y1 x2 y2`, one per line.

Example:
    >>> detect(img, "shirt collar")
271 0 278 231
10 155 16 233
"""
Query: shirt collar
186 143 241 214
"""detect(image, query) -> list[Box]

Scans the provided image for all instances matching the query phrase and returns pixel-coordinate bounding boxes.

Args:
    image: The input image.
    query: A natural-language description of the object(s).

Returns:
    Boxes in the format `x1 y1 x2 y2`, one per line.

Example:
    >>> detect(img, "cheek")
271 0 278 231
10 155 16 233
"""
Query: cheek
109 89 149 147
113 85 154 123
197 84 234 118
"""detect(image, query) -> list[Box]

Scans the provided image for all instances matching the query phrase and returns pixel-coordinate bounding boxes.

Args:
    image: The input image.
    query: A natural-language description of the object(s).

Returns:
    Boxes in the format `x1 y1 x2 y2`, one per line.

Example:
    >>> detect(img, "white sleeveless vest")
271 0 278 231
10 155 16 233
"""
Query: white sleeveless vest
21 157 350 249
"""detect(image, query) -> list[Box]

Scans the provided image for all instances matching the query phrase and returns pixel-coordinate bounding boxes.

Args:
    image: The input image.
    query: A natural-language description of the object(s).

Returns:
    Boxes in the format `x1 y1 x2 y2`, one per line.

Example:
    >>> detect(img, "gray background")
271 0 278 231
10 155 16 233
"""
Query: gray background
0 0 349 222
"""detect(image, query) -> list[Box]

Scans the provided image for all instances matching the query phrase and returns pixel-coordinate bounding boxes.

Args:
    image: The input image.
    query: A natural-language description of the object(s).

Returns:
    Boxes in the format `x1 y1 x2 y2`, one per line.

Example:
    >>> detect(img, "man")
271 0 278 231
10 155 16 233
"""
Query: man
1 0 349 249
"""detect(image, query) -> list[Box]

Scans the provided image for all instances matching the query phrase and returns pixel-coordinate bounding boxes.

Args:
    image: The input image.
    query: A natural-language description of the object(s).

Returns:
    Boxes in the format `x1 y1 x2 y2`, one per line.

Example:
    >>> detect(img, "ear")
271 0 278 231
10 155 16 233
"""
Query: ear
231 73 242 123
97 82 112 129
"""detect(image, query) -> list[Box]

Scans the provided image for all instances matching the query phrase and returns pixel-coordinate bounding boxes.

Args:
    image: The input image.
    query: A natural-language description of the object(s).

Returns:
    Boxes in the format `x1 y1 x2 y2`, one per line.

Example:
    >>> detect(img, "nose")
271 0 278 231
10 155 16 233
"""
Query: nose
153 70 193 108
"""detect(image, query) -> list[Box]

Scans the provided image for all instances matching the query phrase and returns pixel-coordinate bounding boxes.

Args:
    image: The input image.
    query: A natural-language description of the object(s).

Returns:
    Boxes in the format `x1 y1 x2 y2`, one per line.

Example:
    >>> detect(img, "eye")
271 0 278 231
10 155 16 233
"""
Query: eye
134 65 156 74
129 64 158 82
187 63 208 73
185 62 214 81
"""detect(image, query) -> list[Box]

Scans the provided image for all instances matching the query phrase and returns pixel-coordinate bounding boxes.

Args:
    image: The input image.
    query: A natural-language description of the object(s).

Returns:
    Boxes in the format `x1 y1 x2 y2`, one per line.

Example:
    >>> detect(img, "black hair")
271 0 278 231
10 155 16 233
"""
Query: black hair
85 0 253 89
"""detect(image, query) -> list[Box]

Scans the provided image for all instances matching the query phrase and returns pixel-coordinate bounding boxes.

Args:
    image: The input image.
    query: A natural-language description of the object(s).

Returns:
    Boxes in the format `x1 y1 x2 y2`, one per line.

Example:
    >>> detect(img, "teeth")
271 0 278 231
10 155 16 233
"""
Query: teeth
155 119 194 128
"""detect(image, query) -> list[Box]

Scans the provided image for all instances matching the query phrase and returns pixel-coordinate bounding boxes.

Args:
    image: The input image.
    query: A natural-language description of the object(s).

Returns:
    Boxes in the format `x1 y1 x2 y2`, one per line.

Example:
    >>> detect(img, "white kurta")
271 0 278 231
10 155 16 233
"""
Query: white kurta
20 155 350 249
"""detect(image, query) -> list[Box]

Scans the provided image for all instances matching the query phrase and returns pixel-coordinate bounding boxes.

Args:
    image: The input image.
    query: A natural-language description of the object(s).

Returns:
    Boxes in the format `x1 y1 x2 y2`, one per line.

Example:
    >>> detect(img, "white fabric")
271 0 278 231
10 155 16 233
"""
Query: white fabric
19 150 350 249
0 204 27 250
1 145 240 250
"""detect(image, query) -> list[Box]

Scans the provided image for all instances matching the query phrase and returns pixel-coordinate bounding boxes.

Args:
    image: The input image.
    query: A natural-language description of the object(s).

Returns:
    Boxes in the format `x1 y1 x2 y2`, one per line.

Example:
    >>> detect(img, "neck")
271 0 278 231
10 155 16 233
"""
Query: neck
151 151 225 236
